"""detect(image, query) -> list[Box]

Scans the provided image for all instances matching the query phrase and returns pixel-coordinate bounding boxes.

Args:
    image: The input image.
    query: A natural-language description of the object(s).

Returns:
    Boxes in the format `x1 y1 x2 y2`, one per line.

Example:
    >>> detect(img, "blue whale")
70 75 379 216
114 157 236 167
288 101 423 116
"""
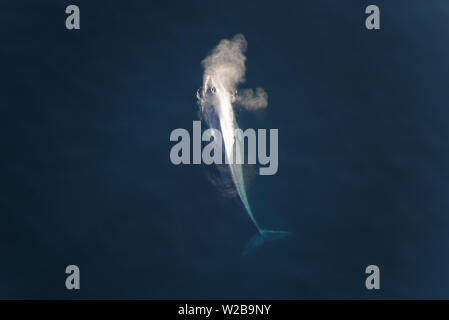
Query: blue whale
197 77 291 255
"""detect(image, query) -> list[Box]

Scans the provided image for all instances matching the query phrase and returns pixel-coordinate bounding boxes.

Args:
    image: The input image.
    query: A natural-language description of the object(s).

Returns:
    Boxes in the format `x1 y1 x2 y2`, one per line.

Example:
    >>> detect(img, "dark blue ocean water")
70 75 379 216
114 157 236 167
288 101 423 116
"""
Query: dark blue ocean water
1 0 449 298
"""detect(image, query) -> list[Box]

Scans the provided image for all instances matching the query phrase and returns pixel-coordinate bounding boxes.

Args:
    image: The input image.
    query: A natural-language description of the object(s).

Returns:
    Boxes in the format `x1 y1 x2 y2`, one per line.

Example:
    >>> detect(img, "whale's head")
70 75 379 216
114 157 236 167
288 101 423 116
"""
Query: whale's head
197 75 221 110
204 75 219 98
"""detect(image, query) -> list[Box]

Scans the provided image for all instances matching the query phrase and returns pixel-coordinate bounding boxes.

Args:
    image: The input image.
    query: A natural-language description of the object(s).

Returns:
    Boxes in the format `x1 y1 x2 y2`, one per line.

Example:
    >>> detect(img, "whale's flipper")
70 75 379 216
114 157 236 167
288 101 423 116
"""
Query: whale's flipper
241 229 292 256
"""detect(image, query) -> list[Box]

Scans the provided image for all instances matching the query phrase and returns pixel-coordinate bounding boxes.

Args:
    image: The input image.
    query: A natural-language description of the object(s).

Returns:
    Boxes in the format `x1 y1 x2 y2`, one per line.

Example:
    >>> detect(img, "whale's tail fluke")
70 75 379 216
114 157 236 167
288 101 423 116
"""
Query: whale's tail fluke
241 229 293 256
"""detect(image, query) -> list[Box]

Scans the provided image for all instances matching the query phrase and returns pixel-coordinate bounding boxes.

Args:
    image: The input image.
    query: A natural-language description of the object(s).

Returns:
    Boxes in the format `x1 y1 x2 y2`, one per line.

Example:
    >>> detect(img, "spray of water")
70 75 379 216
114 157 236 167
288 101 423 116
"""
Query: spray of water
201 33 268 109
